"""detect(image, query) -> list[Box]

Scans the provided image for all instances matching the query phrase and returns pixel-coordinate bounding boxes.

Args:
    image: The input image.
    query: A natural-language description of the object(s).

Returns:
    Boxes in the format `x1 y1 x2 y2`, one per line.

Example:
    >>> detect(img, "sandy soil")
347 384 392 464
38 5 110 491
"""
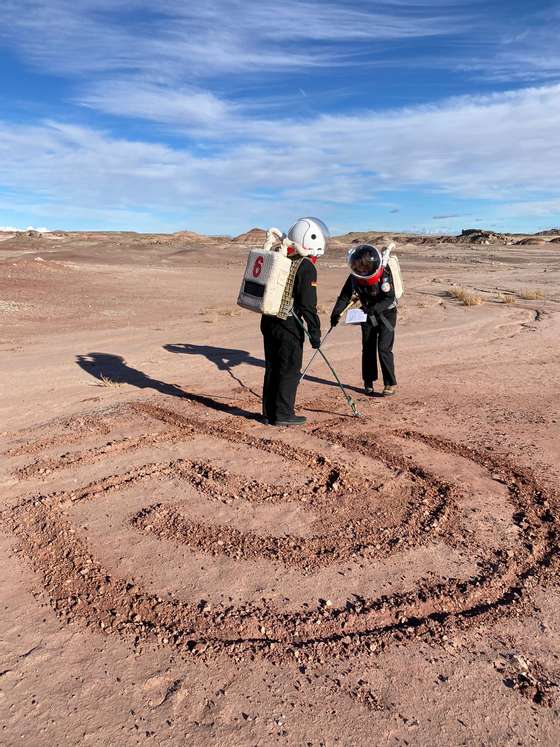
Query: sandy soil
1 230 560 745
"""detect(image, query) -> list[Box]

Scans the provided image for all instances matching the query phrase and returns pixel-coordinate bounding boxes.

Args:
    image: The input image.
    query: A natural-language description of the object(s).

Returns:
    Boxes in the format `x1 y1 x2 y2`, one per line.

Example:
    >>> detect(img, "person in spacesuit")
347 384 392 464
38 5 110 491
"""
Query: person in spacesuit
261 217 329 426
330 243 398 396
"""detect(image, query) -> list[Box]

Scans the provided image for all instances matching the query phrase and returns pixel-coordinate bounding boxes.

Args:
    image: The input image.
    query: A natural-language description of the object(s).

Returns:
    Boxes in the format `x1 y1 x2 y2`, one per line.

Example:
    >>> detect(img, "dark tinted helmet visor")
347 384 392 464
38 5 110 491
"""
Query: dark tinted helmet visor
348 244 381 278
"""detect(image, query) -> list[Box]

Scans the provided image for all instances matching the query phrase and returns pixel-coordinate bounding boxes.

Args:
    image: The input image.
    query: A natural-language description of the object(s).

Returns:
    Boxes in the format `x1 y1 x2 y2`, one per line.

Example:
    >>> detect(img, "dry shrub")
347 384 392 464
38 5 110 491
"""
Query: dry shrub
496 293 515 304
462 294 483 306
200 306 241 317
93 375 123 388
518 288 545 300
217 308 241 317
448 287 483 306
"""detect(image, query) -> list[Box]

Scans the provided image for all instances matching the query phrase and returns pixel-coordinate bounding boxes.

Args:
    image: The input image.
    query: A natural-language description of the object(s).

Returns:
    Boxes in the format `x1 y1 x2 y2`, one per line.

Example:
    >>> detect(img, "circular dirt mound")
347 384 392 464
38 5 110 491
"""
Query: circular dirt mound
5 400 560 665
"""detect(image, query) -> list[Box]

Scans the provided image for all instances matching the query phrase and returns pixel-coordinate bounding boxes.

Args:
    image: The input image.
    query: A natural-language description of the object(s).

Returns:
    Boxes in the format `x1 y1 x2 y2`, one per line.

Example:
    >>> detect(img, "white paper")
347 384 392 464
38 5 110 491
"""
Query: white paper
345 308 367 325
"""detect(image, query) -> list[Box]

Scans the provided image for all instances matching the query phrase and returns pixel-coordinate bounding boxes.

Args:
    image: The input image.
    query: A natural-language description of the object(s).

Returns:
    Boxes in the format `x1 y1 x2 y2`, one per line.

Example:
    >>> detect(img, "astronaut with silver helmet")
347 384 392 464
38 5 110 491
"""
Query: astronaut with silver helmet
264 216 330 258
286 217 329 257
260 216 329 426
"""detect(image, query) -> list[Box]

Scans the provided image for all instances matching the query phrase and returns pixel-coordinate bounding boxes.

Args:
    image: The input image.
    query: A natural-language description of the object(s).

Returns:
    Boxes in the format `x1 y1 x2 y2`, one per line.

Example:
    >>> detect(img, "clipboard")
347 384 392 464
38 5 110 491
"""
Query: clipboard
345 308 367 325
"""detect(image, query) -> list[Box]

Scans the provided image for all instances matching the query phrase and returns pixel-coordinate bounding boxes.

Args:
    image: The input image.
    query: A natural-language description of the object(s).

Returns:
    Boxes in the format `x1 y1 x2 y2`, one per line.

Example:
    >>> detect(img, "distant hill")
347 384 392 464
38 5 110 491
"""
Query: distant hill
231 228 266 244
514 237 550 245
173 230 208 241
535 229 560 236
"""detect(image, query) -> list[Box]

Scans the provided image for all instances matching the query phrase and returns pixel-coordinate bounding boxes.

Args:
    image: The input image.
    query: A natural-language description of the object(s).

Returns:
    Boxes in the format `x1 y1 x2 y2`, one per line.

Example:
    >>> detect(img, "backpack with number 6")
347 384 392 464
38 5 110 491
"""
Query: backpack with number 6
237 248 301 319
237 219 329 319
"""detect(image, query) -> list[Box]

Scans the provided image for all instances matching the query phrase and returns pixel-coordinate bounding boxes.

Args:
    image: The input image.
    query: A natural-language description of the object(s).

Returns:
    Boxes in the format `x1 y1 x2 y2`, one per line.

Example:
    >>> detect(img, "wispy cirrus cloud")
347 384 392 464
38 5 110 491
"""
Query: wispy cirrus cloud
0 0 473 80
5 0 557 92
432 214 470 220
457 6 560 83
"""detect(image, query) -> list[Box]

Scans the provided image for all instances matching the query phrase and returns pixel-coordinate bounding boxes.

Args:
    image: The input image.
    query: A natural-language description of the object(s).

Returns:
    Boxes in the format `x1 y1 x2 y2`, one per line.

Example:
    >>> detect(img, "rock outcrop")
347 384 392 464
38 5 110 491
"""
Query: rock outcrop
231 228 267 244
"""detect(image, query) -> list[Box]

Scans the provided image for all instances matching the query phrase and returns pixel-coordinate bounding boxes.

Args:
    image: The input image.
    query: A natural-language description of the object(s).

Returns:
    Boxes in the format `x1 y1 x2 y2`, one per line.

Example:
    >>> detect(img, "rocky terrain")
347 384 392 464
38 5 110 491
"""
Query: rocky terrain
1 228 559 745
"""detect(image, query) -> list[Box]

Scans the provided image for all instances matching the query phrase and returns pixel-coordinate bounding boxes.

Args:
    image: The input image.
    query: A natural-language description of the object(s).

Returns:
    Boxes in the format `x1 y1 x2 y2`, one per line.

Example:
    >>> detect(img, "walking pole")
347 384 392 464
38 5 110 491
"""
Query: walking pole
299 327 333 383
299 298 357 383
291 312 360 418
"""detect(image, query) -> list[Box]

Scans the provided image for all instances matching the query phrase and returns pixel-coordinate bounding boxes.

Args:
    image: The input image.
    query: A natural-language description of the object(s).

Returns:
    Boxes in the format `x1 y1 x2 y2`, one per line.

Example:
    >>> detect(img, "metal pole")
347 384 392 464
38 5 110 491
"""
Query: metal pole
291 312 360 417
299 326 333 383
299 298 356 383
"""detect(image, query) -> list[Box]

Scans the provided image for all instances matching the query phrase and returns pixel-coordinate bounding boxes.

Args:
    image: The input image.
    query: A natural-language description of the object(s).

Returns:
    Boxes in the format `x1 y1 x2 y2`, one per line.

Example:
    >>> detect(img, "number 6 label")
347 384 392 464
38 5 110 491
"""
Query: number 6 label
252 255 264 278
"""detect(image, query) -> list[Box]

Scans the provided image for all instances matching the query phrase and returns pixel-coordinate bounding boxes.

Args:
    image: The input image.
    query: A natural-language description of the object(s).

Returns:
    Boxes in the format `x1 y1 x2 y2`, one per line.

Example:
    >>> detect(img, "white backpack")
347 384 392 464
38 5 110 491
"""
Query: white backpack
237 248 296 318
380 243 404 299
387 254 404 299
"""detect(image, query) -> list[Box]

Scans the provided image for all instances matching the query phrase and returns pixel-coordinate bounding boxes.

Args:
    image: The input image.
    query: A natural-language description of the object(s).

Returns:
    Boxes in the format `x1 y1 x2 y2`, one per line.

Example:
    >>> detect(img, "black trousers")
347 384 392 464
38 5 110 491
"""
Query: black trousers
361 308 397 386
261 317 303 422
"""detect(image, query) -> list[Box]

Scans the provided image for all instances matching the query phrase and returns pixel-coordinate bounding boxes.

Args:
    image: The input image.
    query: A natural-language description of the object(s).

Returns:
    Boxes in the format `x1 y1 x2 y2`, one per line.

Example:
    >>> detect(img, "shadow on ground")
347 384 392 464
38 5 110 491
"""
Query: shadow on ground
76 352 262 421
163 343 364 396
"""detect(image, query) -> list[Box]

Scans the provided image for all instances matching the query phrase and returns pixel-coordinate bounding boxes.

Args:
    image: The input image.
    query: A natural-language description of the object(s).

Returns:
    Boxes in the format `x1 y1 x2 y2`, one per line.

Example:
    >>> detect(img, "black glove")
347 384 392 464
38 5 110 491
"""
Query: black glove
310 337 321 349
330 313 340 328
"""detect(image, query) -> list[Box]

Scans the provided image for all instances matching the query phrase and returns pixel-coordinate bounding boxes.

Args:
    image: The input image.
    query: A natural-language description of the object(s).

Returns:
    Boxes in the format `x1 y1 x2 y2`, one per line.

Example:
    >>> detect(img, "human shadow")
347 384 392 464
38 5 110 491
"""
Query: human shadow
164 344 264 398
76 352 262 421
163 343 364 395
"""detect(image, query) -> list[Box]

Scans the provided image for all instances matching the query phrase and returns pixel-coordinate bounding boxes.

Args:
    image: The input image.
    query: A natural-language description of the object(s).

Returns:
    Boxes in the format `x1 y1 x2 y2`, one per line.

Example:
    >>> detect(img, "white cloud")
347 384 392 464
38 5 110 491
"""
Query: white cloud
498 199 560 219
1 83 560 232
264 84 560 199
80 81 235 127
0 225 49 232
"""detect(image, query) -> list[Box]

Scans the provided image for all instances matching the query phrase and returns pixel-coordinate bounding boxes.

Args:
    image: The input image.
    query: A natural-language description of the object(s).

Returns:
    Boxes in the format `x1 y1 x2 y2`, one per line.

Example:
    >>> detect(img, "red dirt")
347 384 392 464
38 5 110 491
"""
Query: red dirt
1 231 560 745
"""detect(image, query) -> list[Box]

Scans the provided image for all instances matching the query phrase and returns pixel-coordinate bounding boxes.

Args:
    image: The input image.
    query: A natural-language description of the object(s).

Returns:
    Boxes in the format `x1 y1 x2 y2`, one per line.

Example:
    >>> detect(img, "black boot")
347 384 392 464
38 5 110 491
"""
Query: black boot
273 415 307 427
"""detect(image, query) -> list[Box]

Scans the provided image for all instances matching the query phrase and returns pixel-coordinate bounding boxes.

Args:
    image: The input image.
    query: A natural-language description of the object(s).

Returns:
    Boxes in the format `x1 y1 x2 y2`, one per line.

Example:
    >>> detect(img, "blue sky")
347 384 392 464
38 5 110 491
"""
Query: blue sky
1 0 560 235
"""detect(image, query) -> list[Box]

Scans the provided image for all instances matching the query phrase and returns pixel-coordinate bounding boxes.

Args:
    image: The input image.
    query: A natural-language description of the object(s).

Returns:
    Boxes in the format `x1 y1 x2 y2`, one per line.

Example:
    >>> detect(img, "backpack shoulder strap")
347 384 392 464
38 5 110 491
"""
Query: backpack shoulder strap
277 257 303 319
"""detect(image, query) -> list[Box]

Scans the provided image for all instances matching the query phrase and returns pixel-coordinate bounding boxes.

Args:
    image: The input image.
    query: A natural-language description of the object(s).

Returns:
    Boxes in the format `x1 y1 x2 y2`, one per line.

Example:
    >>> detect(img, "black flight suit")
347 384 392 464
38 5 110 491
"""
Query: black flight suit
260 258 321 423
331 266 397 387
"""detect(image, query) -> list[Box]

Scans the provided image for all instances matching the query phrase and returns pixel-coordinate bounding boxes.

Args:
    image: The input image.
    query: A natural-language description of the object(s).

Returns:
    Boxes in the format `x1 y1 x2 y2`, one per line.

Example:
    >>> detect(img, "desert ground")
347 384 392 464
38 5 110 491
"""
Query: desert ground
1 227 560 746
